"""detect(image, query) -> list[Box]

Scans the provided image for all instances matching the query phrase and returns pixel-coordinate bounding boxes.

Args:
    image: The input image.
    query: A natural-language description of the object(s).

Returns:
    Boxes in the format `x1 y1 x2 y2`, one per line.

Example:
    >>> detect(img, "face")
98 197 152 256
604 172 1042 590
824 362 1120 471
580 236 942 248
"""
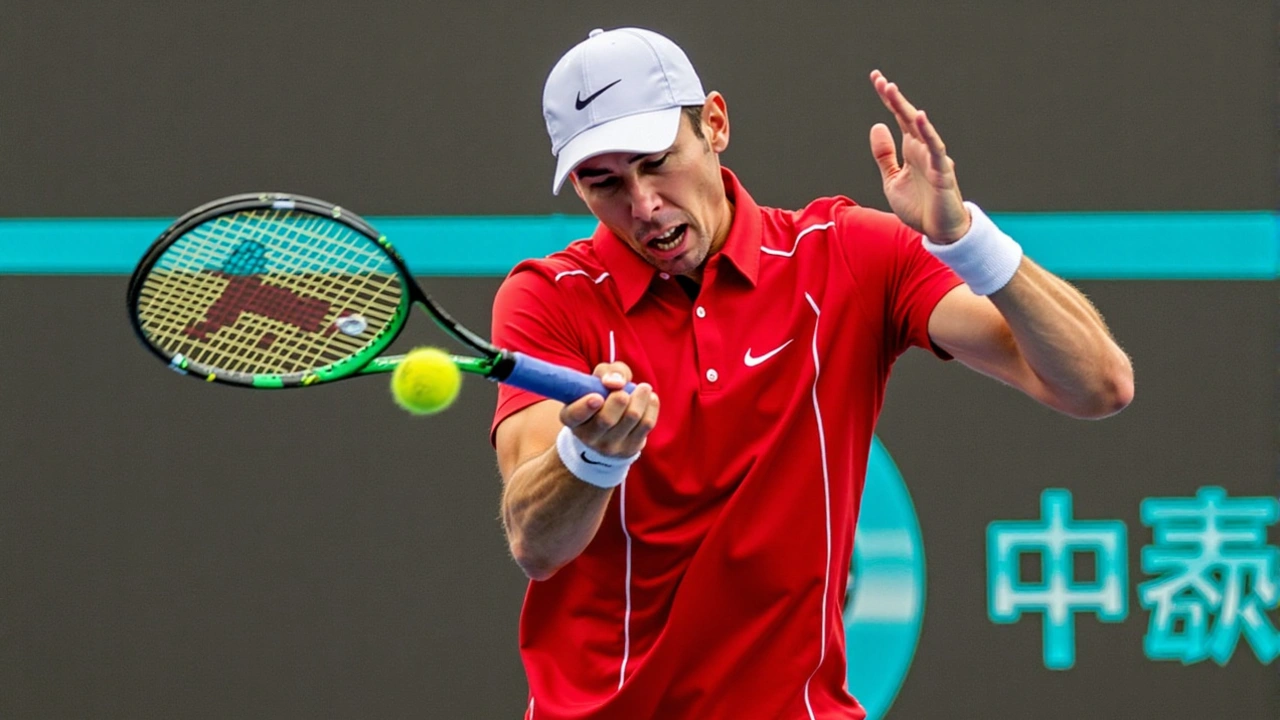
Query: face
571 96 732 279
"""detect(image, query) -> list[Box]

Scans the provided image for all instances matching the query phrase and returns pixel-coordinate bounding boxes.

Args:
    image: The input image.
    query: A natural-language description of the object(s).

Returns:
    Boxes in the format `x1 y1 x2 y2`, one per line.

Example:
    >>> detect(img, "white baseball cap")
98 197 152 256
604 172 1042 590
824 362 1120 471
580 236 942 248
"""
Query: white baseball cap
543 27 707 195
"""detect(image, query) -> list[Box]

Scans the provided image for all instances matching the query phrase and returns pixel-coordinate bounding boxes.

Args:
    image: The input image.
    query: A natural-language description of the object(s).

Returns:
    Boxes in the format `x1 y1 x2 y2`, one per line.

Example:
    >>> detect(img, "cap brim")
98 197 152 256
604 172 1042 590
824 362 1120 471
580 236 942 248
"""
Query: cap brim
552 106 683 195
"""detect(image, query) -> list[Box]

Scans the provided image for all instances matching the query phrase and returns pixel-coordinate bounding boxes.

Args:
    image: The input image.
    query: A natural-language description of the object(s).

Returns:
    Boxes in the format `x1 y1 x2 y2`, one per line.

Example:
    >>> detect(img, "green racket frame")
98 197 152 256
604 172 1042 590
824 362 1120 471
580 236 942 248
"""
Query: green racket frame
126 193 500 389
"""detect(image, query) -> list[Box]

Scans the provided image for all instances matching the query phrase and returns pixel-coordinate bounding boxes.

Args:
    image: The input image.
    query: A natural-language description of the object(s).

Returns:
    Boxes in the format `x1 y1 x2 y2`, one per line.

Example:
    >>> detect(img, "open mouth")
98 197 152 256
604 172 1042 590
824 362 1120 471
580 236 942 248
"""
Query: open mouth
648 224 688 254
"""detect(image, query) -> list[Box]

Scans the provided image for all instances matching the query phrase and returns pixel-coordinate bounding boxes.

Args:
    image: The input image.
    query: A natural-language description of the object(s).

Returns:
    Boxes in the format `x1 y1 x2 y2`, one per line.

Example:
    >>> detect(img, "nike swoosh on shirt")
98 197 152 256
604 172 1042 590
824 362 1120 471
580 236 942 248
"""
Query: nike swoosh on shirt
575 79 622 110
744 339 793 367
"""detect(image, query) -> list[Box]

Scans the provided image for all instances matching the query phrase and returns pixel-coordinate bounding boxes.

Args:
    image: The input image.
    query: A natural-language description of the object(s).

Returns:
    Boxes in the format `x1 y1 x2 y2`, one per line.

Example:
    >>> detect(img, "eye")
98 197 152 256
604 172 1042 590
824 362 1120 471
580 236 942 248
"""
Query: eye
642 154 670 171
591 177 621 191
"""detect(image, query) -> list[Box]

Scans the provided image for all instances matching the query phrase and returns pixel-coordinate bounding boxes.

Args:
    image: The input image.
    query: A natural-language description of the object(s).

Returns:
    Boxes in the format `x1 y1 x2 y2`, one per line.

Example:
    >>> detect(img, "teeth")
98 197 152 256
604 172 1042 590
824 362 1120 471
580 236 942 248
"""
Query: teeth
653 226 683 251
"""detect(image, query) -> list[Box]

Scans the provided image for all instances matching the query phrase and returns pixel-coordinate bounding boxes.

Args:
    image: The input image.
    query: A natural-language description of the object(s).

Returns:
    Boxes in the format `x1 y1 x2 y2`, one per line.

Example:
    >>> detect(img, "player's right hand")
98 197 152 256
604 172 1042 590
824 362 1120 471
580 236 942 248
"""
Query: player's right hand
559 362 659 459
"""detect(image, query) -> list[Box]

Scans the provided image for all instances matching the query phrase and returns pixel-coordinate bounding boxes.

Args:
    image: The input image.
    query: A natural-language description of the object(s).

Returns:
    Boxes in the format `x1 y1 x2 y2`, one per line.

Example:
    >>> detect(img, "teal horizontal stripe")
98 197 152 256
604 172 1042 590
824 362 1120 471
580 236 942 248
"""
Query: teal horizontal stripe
993 212 1278 280
0 212 1274 279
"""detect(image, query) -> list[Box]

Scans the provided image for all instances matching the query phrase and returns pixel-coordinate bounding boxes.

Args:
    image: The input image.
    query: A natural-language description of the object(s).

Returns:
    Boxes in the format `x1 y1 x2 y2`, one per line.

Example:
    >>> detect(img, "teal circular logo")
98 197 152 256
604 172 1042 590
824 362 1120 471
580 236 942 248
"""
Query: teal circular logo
843 437 926 719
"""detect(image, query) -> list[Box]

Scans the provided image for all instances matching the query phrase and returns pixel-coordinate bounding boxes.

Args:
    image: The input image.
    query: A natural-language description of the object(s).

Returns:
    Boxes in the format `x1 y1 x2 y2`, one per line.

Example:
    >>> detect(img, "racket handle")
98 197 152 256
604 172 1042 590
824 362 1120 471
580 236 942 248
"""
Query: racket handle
502 351 637 404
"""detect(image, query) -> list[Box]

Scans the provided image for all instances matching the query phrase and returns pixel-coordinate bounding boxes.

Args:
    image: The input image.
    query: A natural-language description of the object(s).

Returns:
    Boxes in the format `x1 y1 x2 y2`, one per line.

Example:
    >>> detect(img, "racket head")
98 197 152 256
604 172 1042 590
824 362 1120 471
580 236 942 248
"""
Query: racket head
127 193 416 388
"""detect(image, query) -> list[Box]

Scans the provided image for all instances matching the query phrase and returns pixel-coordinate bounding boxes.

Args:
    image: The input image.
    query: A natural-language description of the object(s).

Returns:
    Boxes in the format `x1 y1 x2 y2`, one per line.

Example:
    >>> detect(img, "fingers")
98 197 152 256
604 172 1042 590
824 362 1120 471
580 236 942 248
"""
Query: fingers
560 391 606 429
594 383 659 455
559 362 631 429
869 70 916 139
914 110 950 171
869 123 899 180
558 362 659 458
870 70 951 173
594 361 633 389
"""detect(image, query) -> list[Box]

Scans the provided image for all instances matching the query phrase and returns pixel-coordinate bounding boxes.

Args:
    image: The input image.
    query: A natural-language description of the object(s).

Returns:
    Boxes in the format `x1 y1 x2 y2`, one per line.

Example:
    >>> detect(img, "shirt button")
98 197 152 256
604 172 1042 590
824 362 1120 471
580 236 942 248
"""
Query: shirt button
706 368 719 382
659 272 670 280
695 306 707 318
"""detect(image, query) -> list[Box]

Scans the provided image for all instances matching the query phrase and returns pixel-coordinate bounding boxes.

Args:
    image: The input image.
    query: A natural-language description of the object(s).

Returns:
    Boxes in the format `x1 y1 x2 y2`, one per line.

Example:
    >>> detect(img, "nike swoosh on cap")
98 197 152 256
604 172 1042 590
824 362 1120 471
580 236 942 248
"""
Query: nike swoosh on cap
744 339 794 367
575 79 622 111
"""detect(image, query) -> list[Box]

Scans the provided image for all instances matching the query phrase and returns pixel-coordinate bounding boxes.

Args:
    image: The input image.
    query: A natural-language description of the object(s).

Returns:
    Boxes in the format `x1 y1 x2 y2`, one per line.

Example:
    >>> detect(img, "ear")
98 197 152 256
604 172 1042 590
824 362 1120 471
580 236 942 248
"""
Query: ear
701 92 730 153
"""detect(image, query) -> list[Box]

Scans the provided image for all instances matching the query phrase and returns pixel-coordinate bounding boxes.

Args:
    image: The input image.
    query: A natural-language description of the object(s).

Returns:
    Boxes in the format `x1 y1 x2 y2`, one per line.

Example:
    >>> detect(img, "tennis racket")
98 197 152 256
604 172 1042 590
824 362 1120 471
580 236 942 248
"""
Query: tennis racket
126 192 634 402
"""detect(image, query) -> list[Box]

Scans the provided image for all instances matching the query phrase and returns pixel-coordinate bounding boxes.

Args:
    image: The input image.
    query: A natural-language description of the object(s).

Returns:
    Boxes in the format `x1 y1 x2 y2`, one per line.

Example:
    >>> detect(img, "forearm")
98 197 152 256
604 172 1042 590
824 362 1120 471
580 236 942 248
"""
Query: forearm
989 258 1133 417
502 446 615 581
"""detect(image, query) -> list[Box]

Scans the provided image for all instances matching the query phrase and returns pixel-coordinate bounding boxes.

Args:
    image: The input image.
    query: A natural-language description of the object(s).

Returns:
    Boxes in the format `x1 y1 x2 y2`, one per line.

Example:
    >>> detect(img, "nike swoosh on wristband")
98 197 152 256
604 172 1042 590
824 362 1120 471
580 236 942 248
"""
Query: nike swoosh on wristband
580 451 613 467
744 339 793 367
575 79 622 110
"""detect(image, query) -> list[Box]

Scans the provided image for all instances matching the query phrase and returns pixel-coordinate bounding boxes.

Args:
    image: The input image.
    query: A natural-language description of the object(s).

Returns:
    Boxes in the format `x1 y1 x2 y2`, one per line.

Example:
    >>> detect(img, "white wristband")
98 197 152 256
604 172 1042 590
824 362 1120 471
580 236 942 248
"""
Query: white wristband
922 202 1023 296
555 426 640 489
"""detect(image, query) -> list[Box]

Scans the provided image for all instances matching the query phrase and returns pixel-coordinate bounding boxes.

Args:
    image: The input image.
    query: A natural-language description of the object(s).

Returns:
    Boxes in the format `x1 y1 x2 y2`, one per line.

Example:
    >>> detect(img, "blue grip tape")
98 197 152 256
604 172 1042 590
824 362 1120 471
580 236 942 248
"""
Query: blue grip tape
504 352 638 404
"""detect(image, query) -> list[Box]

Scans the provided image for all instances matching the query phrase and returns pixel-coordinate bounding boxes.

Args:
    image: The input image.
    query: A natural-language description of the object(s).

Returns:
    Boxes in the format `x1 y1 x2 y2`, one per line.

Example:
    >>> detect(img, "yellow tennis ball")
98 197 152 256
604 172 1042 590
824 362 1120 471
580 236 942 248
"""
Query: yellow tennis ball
390 347 461 415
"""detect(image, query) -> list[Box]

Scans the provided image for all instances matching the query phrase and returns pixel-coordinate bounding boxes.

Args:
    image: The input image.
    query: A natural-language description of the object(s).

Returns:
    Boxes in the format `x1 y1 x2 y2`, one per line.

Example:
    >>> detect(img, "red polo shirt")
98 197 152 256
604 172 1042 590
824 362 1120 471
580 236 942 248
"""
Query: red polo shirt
490 168 961 720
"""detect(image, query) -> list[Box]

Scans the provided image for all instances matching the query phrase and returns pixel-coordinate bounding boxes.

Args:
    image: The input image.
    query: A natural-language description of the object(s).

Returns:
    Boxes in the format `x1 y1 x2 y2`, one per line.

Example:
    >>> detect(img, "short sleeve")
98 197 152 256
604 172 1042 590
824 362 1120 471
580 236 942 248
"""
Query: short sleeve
489 266 591 444
835 205 965 361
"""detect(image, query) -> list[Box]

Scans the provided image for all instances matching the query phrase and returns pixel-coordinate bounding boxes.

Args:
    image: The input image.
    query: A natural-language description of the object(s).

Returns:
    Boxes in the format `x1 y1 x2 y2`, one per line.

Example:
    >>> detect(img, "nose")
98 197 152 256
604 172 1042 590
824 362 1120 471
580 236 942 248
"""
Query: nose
628 178 662 223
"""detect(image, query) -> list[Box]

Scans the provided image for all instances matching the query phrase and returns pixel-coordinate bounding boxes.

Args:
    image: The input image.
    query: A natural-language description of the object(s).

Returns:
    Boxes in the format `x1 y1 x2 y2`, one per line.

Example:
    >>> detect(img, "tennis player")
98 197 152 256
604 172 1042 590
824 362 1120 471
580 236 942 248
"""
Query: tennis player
490 27 1132 720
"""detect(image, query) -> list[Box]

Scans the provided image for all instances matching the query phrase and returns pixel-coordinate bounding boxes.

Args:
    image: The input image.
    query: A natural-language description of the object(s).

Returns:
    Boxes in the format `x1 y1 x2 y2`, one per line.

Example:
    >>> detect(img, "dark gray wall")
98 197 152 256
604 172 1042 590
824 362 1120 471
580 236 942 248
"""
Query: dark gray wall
1 278 1276 719
1 0 1273 217
1 277 521 719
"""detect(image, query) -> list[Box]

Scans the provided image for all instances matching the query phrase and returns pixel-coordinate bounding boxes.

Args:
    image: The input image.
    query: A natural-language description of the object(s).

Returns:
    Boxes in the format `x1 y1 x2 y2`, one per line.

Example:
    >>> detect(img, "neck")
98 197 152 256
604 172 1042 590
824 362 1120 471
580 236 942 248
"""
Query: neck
685 196 735 284
708 197 735 257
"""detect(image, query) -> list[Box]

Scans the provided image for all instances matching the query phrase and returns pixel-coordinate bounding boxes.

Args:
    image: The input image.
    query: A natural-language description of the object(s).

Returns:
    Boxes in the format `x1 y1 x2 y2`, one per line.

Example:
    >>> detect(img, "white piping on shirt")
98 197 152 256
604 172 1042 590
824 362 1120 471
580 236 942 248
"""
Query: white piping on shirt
612 330 635 691
800 291 833 720
554 269 610 283
760 222 835 258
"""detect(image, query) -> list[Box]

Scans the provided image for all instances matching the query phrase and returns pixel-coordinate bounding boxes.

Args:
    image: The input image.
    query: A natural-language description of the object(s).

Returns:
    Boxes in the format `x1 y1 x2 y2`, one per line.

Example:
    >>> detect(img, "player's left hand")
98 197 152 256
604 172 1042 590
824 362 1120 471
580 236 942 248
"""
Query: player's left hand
868 70 971 244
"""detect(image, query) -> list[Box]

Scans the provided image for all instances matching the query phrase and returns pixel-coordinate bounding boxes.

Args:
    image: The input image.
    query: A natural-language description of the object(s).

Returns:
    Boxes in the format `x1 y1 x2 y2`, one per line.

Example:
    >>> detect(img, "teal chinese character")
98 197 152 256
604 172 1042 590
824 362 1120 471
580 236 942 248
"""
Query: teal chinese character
1138 486 1280 665
988 490 1128 669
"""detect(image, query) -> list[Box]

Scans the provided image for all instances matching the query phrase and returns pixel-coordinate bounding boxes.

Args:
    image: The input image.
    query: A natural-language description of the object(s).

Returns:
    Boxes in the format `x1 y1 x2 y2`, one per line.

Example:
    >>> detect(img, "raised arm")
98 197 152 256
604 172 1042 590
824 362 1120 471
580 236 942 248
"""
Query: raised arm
927 265 1133 418
868 70 1133 418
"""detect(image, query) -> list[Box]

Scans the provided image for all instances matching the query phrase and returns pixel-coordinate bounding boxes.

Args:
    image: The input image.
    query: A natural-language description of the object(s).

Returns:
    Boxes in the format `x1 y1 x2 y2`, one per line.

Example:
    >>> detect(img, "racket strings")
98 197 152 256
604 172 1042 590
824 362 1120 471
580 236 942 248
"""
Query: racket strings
135 209 405 376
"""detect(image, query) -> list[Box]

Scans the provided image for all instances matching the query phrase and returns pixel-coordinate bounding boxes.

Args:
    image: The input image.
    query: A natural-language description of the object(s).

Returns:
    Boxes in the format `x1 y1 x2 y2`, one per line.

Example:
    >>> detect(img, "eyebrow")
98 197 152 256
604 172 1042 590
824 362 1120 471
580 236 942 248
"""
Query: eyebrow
575 152 659 180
